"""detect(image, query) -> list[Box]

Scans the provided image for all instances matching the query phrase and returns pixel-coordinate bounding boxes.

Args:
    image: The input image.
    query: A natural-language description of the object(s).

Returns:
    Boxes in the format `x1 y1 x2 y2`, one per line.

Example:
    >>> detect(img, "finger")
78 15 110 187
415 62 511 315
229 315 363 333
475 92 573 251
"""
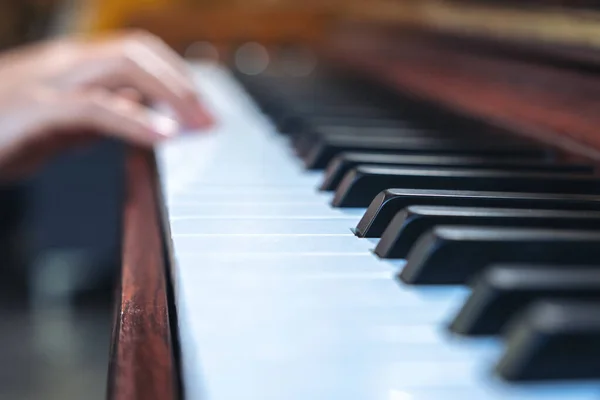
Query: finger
84 47 212 129
52 31 214 129
115 87 144 103
45 90 180 146
123 42 214 128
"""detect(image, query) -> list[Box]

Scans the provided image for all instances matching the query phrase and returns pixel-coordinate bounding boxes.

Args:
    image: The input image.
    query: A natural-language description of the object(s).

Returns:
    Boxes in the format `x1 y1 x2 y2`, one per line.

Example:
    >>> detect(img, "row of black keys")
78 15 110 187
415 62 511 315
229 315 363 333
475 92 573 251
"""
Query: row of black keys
236 72 600 382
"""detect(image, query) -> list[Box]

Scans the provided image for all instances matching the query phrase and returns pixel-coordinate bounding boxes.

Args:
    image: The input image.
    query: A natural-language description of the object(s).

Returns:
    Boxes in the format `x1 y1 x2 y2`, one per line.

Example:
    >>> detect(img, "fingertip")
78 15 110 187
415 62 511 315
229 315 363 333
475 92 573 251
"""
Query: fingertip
186 93 215 129
196 110 216 129
150 114 180 138
184 108 216 130
116 88 144 103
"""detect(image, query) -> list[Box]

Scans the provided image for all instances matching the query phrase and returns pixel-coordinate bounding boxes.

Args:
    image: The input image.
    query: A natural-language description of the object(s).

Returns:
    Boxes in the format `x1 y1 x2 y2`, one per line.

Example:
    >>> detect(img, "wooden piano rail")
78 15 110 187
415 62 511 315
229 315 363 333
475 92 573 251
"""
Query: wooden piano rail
108 148 177 400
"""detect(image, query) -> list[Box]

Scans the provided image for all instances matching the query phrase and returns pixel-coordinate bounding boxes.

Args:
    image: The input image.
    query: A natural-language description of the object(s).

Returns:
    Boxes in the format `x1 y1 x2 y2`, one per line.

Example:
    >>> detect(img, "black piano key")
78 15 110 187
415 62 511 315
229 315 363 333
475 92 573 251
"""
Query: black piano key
293 127 439 157
280 110 399 131
295 129 521 159
293 127 453 152
333 167 600 208
399 227 600 285
320 153 594 192
449 265 600 336
375 207 600 259
287 105 396 118
301 117 414 129
304 136 552 170
292 124 452 158
281 115 410 134
356 189 600 238
306 126 421 136
291 112 485 133
496 300 600 381
298 125 523 148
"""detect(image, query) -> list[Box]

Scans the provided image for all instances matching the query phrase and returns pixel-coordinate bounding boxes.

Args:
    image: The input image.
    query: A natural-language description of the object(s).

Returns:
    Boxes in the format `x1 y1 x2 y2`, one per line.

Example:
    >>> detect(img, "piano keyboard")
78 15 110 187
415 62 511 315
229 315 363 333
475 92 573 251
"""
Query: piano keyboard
157 63 600 400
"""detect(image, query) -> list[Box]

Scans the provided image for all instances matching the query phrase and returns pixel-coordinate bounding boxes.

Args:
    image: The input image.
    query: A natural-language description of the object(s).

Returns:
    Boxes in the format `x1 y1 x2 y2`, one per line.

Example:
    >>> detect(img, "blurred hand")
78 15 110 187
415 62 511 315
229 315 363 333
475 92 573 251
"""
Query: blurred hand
0 30 213 180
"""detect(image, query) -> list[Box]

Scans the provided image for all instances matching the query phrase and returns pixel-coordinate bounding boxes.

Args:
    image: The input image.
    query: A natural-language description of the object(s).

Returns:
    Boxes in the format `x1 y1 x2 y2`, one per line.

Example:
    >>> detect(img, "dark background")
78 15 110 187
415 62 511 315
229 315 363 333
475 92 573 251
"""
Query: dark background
0 139 124 400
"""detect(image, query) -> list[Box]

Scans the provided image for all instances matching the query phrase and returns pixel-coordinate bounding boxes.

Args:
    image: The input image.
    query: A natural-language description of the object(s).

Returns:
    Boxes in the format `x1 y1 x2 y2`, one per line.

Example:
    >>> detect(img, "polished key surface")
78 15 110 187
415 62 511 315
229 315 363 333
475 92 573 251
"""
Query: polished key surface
294 127 448 157
333 166 600 207
375 207 600 259
304 135 551 169
449 265 600 336
400 227 600 285
356 189 600 238
294 125 507 156
497 300 600 381
289 117 414 132
320 153 593 191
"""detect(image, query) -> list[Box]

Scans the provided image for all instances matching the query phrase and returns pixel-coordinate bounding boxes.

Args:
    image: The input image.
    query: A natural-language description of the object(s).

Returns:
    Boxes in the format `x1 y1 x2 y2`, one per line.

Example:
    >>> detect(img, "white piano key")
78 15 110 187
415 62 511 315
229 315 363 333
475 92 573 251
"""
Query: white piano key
171 234 374 254
172 253 397 276
184 173 321 186
167 191 332 204
166 204 366 218
170 218 362 234
390 388 600 400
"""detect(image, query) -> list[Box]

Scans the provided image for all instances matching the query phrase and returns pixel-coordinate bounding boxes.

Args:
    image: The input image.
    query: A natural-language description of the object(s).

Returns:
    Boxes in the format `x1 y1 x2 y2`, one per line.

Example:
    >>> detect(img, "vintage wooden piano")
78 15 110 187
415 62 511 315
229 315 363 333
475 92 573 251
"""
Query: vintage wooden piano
79 1 600 399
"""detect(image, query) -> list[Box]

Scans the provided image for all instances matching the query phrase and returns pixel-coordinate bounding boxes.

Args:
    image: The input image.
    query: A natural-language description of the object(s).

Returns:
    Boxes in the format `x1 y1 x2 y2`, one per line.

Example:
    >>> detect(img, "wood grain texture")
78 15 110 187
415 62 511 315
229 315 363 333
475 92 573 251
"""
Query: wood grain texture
329 30 600 162
108 148 177 400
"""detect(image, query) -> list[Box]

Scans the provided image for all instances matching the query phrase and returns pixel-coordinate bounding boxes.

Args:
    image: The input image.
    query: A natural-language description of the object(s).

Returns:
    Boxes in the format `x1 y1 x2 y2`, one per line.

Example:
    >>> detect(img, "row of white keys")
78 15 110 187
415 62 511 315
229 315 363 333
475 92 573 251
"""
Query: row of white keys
156 63 600 400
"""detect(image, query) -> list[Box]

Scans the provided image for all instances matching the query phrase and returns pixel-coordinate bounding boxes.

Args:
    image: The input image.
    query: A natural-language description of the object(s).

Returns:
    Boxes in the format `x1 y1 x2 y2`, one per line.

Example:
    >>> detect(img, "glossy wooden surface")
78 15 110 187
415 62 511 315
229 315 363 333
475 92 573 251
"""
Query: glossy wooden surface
124 6 336 55
78 0 600 55
108 148 177 400
329 29 600 162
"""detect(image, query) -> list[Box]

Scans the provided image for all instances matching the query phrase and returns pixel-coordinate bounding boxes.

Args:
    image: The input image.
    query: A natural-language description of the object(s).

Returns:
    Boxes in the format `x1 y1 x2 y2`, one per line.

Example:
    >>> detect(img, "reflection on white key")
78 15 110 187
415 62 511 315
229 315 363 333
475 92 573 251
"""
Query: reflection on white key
389 390 413 400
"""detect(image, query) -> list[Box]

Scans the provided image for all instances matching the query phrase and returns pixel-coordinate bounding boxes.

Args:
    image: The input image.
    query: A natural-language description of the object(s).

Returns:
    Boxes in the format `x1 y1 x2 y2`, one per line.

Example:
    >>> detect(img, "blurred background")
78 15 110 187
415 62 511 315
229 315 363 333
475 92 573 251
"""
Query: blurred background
0 0 598 398
0 2 124 400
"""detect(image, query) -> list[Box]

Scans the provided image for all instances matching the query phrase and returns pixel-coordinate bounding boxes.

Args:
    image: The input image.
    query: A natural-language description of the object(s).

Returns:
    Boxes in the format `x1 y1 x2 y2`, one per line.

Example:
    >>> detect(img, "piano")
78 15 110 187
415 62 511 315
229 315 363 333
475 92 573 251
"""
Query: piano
101 1 600 399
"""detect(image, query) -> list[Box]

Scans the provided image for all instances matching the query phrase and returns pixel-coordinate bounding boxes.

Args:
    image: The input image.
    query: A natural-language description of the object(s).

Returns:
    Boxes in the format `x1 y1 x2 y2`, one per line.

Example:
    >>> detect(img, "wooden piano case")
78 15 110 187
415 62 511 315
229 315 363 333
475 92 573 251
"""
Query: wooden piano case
106 1 600 399
108 148 179 400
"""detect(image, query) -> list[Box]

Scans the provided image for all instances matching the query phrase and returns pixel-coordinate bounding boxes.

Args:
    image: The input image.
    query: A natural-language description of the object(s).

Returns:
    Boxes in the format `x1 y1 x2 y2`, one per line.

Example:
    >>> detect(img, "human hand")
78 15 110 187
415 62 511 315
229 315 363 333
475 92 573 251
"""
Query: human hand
0 30 213 180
